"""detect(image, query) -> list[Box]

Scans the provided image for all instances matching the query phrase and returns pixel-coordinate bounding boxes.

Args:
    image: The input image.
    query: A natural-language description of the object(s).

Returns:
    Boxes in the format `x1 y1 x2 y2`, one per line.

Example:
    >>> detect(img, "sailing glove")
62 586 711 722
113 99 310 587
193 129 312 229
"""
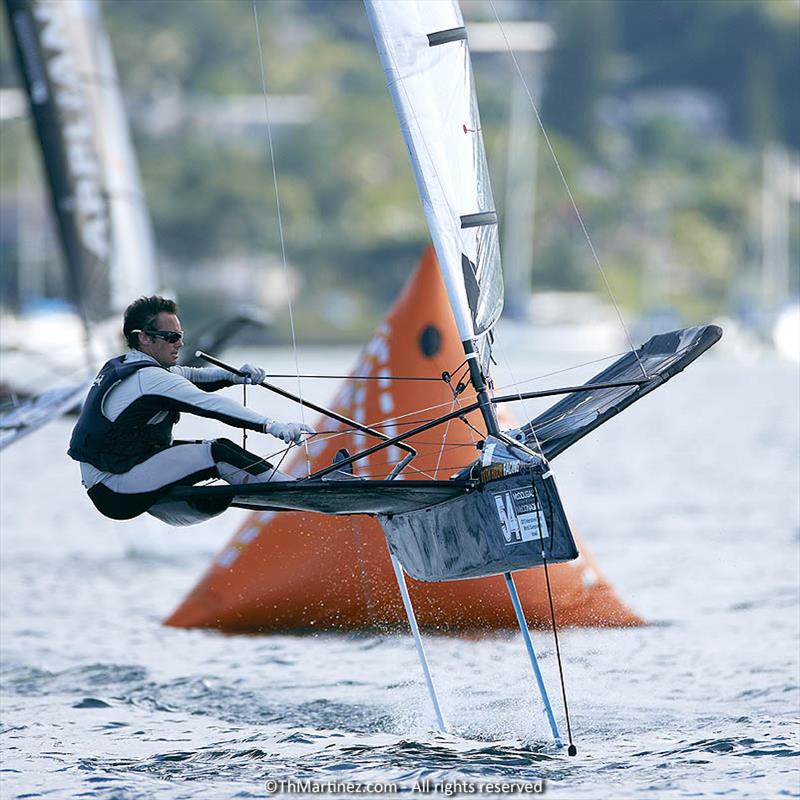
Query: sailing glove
266 420 315 444
234 363 267 385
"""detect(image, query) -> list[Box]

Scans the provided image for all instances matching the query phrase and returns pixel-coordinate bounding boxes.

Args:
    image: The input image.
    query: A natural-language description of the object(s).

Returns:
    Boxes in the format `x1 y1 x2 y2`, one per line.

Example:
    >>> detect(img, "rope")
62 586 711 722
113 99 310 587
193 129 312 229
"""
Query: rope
475 3 598 735
252 2 310 475
333 353 615 437
197 442 476 486
488 0 648 381
433 398 458 478
240 347 629 461
197 462 469 487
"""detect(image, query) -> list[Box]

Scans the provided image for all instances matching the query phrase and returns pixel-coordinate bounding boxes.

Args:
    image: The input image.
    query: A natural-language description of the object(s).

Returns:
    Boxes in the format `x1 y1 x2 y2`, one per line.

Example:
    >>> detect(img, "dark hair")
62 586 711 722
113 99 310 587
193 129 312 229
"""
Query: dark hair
123 296 178 349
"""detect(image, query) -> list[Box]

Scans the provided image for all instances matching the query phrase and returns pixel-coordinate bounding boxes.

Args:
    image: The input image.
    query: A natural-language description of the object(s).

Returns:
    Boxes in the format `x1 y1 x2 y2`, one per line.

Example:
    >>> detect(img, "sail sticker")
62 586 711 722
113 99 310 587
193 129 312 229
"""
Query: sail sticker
493 485 549 545
427 27 467 47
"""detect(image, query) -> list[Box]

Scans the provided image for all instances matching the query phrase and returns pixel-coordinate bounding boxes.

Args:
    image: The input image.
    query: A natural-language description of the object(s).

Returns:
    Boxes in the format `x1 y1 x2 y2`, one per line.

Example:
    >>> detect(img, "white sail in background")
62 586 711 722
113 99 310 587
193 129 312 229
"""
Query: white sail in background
63 0 158 313
365 0 503 358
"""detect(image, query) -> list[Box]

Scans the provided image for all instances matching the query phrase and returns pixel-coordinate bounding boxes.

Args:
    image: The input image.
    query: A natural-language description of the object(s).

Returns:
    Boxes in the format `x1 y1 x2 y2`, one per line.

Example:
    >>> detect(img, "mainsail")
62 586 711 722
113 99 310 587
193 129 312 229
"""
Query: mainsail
365 0 503 370
4 0 158 323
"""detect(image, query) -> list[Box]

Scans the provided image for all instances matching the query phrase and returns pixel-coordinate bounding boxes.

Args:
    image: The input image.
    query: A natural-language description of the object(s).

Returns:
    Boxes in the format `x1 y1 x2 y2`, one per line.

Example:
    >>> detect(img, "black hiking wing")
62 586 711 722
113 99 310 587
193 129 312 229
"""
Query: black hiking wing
520 324 722 460
169 479 473 516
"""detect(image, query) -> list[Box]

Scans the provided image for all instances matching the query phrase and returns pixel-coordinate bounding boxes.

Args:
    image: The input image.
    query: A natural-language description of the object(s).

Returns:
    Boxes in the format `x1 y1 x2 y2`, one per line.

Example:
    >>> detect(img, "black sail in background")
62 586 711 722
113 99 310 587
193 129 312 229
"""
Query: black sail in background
5 0 109 322
4 0 157 324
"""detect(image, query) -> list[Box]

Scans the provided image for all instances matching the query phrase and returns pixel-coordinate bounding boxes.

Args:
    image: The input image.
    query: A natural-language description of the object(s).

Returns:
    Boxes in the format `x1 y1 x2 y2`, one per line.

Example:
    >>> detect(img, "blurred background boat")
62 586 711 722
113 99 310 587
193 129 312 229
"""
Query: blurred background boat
0 0 271 425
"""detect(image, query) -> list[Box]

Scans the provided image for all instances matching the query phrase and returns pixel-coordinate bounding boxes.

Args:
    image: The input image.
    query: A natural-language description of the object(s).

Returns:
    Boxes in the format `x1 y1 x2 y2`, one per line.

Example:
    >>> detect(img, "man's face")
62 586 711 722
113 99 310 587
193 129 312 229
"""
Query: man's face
138 312 184 367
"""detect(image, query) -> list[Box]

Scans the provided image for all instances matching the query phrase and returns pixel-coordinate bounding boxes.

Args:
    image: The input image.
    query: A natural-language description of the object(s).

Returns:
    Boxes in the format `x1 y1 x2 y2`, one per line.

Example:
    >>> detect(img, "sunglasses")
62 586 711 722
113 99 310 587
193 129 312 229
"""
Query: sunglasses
133 328 185 344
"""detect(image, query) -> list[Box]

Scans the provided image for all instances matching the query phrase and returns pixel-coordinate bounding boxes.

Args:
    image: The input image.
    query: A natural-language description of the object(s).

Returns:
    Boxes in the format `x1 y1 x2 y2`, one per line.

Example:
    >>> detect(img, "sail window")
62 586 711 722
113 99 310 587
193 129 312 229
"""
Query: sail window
461 254 481 321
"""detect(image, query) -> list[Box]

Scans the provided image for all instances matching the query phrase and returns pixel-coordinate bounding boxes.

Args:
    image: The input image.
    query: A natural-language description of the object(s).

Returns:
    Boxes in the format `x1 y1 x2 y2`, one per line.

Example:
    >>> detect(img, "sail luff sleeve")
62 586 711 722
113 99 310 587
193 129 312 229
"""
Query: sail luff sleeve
364 0 504 347
168 479 472 516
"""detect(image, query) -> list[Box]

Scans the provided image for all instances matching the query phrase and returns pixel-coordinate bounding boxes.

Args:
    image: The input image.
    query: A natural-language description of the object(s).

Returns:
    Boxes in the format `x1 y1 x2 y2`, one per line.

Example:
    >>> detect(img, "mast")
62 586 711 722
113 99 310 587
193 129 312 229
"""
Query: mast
366 1 568 746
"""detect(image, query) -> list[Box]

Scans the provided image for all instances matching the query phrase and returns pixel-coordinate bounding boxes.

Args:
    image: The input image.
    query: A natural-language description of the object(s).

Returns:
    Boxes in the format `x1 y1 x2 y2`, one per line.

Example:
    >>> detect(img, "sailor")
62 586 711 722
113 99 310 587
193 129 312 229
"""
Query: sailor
68 295 314 525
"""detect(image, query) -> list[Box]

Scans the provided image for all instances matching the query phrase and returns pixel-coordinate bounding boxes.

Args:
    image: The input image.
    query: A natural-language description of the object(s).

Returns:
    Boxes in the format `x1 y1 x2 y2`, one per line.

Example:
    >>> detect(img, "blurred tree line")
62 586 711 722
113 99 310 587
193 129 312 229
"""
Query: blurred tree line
0 0 797 339
544 0 799 151
536 0 798 325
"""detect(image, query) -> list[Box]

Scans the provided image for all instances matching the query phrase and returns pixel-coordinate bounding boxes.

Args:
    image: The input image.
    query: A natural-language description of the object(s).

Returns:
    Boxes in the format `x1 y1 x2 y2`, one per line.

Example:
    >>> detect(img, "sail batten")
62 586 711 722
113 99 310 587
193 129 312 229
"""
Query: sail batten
461 211 498 228
427 27 467 46
365 0 504 366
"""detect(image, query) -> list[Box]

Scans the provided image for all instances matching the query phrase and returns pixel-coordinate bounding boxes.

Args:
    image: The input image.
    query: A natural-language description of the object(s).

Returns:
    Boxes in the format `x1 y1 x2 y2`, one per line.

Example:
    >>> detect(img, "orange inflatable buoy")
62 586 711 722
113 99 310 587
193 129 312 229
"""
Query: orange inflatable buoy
165 247 643 632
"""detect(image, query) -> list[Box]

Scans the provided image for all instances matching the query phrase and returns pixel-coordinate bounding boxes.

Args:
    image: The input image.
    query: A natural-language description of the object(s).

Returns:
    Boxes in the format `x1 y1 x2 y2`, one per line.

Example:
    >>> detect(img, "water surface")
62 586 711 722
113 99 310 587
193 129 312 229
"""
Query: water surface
2 343 798 798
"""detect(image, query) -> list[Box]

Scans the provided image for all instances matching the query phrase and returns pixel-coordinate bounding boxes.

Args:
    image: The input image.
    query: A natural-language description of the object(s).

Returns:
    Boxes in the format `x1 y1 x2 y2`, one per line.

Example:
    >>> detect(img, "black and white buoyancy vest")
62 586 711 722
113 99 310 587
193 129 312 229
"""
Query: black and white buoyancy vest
68 355 179 473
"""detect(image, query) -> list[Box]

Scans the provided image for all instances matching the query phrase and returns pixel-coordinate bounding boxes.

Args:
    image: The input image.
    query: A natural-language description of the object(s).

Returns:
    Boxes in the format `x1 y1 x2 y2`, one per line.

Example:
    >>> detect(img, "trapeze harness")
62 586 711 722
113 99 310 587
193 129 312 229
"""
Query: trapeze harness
68 351 284 524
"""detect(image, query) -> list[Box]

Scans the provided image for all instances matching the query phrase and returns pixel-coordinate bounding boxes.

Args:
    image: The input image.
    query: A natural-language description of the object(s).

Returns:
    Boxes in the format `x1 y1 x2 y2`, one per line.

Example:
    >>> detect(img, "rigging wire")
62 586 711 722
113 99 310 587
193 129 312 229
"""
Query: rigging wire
198 365 629 484
487 327 545 451
433 397 459 478
355 349 625 437
253 351 623 418
298 429 480 448
195 440 297 487
494 350 625 391
458 414 486 442
243 339 660 470
264 372 444 382
450 385 483 456
252 2 311 475
200 349 482 481
218 347 625 472
197 460 469 486
487 0 648 382
535 484 577 756
490 343 572 748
